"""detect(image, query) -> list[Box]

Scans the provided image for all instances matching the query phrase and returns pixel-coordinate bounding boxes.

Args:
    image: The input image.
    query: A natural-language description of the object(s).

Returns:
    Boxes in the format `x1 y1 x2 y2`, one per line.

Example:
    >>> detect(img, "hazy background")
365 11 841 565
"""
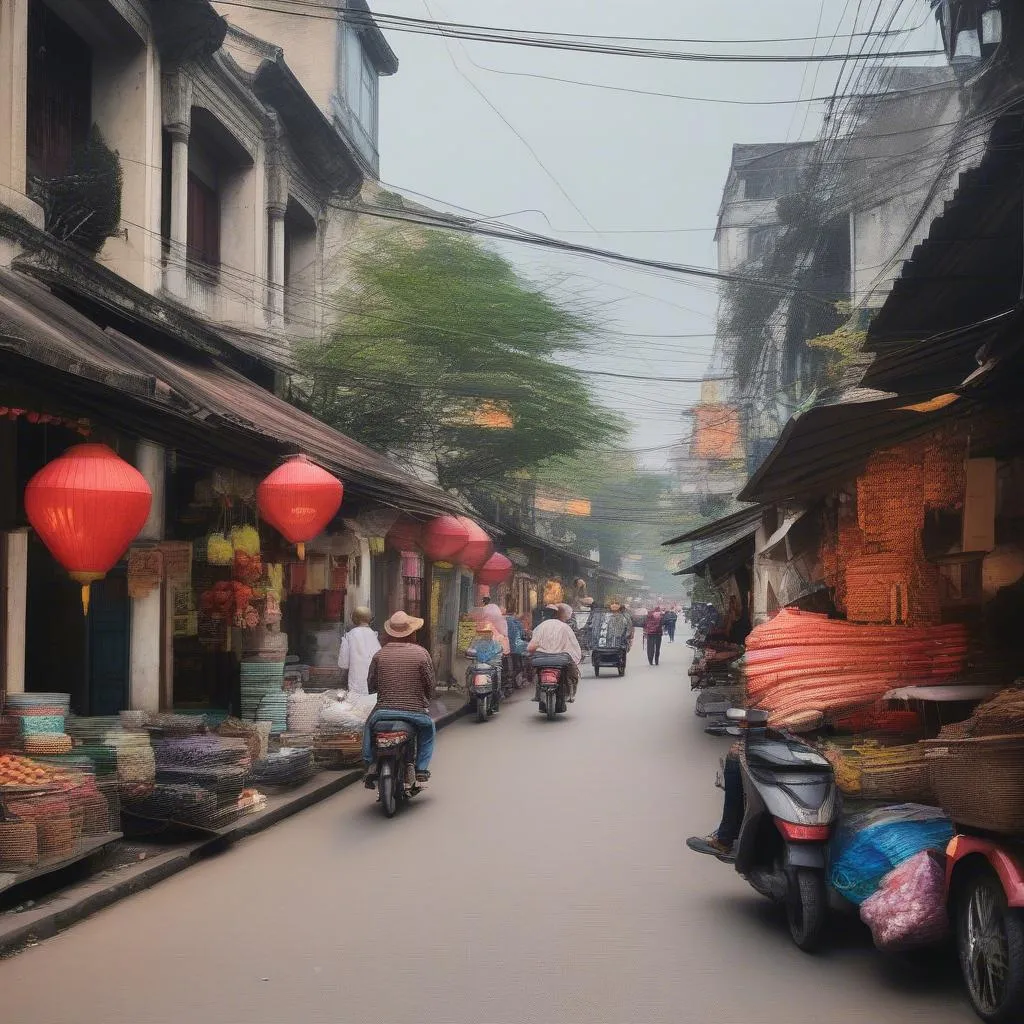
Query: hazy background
373 0 942 468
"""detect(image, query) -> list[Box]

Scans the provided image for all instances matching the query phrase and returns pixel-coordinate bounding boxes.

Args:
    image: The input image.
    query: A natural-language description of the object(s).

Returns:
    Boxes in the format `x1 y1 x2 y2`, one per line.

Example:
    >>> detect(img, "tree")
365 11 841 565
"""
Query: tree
294 231 622 492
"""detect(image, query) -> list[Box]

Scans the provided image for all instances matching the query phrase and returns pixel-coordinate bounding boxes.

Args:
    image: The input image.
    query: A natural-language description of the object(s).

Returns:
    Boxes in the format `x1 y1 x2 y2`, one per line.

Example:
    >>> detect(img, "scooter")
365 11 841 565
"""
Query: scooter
466 662 500 723
692 707 839 951
368 717 422 819
945 833 1024 1023
530 653 573 720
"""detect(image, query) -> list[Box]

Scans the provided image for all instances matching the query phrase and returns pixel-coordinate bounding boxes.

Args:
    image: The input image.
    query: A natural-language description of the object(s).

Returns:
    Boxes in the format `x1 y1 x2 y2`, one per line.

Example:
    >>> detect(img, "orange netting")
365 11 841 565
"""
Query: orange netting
743 609 969 728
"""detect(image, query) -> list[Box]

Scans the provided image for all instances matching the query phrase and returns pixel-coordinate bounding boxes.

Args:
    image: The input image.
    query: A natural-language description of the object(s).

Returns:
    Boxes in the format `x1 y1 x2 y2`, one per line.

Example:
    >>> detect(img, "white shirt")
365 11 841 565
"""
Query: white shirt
337 625 381 694
528 619 582 664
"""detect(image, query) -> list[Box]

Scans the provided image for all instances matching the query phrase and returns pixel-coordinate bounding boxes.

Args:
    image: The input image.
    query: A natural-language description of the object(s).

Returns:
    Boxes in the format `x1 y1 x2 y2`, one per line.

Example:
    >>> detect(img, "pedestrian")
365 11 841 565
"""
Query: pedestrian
337 606 381 696
362 611 437 786
662 606 678 643
643 607 664 666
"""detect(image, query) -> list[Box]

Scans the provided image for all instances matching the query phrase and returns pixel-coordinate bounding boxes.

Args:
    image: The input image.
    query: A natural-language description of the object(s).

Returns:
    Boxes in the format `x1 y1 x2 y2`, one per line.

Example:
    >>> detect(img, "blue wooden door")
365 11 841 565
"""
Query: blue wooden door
88 571 130 715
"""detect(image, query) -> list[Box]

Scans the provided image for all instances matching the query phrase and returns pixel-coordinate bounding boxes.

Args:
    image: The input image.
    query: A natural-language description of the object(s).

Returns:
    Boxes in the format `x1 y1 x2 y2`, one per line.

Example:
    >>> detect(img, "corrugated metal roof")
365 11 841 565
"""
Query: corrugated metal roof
738 386 964 505
675 532 755 578
0 269 462 517
662 504 762 547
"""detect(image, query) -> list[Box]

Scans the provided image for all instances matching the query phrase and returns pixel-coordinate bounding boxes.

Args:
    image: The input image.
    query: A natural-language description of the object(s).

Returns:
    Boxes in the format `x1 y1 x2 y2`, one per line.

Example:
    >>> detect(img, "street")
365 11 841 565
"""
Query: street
0 635 975 1024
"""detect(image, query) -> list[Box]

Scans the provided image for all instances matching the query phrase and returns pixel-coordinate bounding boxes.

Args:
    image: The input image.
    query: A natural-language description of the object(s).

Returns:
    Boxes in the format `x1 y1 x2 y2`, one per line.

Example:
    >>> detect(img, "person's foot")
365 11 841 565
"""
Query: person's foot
416 770 431 784
686 834 735 861
364 766 378 789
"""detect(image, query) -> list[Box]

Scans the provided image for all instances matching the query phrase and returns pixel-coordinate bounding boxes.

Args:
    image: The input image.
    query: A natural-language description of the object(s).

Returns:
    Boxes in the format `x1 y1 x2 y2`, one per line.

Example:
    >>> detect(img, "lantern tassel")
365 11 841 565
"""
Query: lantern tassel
81 583 91 616
297 542 306 561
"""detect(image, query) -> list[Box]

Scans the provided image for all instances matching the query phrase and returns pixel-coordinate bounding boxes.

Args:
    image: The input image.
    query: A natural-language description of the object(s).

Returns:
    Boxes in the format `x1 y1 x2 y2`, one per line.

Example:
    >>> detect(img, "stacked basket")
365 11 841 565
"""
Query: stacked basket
5 693 73 755
240 661 286 721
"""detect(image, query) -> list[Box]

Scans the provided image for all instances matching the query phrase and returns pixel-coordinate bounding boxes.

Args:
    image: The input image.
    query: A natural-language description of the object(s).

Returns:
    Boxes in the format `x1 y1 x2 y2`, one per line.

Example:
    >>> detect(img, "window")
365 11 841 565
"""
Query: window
187 173 220 269
748 226 776 262
26 0 92 180
344 26 378 144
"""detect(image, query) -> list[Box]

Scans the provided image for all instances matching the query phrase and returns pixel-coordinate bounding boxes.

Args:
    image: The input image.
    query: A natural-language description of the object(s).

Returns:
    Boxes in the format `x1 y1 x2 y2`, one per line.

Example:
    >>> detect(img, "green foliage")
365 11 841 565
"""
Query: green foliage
806 315 867 388
295 231 622 492
30 125 123 255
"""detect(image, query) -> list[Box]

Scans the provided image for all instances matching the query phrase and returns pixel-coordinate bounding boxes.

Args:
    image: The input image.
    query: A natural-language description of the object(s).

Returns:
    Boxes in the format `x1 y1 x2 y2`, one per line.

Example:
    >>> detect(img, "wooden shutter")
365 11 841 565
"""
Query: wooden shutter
186 173 220 269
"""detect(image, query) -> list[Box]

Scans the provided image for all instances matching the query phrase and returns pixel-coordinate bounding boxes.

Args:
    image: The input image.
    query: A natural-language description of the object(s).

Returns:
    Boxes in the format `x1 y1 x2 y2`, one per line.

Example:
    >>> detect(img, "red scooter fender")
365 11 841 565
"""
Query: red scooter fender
947 834 1024 908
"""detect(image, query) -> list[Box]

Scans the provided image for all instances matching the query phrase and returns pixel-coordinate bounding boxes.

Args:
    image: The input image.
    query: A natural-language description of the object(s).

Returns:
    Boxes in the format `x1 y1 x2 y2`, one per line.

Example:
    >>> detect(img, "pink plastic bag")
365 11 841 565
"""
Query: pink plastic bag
860 850 950 951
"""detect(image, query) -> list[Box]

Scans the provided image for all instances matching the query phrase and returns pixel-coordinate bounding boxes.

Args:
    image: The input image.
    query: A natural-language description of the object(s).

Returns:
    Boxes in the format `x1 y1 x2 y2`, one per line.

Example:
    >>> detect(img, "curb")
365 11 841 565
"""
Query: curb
0 703 470 957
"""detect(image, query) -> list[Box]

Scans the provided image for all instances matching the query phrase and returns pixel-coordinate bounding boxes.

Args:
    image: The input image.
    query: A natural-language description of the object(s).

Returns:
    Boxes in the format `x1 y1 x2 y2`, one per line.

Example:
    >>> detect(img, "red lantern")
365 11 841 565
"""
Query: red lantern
477 552 513 586
421 515 470 562
455 517 493 572
25 444 152 613
386 518 423 554
257 455 343 560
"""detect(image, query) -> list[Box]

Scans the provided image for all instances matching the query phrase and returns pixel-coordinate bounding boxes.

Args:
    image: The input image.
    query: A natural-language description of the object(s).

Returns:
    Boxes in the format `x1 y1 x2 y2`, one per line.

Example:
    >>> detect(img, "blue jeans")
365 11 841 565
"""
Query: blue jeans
362 709 436 772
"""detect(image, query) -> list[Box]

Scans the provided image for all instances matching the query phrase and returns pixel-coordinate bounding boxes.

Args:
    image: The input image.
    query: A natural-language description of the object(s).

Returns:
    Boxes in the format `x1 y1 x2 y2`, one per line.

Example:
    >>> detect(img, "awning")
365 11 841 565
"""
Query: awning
738 386 964 505
0 269 462 517
662 504 763 547
675 532 755 579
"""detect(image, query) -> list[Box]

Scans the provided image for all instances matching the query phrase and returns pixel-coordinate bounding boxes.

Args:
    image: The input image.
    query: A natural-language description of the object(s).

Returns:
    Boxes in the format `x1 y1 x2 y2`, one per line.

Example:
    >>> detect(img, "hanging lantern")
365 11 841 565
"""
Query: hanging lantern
421 515 470 562
477 552 513 586
25 444 152 614
256 455 343 560
386 518 423 554
455 517 493 572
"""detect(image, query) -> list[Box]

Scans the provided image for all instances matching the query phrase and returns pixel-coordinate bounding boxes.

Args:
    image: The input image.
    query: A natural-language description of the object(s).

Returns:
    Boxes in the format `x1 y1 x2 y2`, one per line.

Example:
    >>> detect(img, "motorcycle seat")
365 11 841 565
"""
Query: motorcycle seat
530 653 572 668
371 720 416 736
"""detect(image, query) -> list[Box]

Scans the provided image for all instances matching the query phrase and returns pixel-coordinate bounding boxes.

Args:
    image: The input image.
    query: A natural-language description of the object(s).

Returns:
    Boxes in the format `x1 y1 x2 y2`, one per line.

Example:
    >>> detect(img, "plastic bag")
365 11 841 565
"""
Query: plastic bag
860 850 950 951
319 697 369 730
830 805 953 905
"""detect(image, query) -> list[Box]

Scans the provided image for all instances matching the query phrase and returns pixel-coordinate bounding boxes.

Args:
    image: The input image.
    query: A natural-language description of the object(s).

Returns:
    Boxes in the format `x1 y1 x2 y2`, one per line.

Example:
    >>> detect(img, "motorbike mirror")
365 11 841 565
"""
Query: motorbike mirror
725 708 747 722
746 709 770 726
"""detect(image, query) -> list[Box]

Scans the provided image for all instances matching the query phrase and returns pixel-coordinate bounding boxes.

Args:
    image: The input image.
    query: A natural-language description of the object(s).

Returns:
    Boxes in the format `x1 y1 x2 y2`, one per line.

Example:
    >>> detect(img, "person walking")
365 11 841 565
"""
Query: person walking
643 607 664 666
662 606 678 643
337 606 382 697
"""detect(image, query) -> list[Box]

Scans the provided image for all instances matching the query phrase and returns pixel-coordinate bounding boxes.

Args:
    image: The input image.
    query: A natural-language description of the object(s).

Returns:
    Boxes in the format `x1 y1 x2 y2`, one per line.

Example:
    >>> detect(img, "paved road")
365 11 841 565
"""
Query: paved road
0 632 977 1024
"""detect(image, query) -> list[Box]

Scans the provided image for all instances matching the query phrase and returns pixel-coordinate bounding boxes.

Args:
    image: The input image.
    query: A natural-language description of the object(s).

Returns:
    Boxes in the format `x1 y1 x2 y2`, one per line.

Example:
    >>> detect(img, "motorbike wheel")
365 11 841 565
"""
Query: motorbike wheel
617 658 626 677
957 867 1024 1024
379 766 397 819
786 869 828 953
546 697 557 721
477 696 489 723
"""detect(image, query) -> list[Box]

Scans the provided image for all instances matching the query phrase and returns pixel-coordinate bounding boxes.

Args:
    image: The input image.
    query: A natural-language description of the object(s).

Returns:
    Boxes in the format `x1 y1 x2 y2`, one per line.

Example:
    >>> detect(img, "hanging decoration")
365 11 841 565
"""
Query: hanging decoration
421 516 470 562
256 455 343 560
455 518 493 572
477 552 514 586
386 518 423 554
24 444 152 613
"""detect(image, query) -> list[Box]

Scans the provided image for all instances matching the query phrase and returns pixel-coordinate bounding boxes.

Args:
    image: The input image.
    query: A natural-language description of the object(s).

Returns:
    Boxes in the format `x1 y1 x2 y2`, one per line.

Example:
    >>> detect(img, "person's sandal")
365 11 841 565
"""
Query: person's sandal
686 834 735 862
415 770 431 784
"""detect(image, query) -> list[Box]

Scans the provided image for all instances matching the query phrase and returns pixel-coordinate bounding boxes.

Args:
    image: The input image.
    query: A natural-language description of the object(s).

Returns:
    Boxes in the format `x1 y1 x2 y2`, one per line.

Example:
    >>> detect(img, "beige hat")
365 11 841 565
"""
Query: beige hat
385 610 424 638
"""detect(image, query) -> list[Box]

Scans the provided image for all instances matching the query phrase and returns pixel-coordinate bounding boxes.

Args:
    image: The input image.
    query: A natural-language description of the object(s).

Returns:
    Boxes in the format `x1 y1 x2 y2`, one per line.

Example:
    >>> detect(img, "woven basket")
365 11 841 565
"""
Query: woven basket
0 822 39 865
860 759 933 804
926 734 1024 834
38 811 84 858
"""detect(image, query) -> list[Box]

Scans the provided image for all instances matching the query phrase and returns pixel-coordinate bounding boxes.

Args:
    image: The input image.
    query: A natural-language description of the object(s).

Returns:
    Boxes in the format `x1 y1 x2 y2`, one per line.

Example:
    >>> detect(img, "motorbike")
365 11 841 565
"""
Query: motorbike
530 652 573 720
945 833 1024 1023
466 661 500 722
592 646 627 677
693 707 838 951
368 717 422 818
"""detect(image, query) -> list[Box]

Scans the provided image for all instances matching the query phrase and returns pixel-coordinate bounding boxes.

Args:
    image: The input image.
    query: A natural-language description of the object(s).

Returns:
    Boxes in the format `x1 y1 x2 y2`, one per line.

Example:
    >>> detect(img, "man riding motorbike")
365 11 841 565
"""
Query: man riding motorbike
527 604 582 701
362 611 437 786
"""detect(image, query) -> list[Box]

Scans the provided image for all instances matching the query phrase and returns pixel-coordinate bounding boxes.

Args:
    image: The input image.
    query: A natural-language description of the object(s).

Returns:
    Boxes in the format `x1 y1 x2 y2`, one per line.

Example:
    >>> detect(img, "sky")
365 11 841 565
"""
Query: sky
372 0 943 470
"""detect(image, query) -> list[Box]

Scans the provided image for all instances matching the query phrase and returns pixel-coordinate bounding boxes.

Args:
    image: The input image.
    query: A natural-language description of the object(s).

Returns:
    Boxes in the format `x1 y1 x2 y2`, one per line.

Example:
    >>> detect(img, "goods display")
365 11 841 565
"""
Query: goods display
240 661 286 721
217 718 271 761
830 804 954 905
252 748 316 787
743 609 968 728
925 733 1024 834
823 741 932 802
286 690 323 733
860 850 950 951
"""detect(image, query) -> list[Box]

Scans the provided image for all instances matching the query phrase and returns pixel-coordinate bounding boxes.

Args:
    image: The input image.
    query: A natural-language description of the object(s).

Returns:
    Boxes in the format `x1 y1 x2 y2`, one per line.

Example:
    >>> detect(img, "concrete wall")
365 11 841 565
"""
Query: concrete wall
213 1 338 114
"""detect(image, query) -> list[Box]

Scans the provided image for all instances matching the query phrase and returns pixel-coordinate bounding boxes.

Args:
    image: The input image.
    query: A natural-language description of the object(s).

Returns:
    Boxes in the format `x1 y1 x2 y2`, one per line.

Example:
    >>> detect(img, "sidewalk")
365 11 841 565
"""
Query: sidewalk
0 701 470 957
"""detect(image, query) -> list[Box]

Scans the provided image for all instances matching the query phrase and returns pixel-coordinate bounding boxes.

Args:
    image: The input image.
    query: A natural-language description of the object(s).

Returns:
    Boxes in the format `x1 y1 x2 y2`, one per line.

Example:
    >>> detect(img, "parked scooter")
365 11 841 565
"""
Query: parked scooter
466 662 500 722
690 707 839 951
530 652 573 720
368 717 423 819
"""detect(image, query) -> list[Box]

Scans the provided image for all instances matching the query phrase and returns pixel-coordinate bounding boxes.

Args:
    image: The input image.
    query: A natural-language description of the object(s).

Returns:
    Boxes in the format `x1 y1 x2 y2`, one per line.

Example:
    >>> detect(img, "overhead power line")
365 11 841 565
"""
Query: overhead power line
217 0 942 62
